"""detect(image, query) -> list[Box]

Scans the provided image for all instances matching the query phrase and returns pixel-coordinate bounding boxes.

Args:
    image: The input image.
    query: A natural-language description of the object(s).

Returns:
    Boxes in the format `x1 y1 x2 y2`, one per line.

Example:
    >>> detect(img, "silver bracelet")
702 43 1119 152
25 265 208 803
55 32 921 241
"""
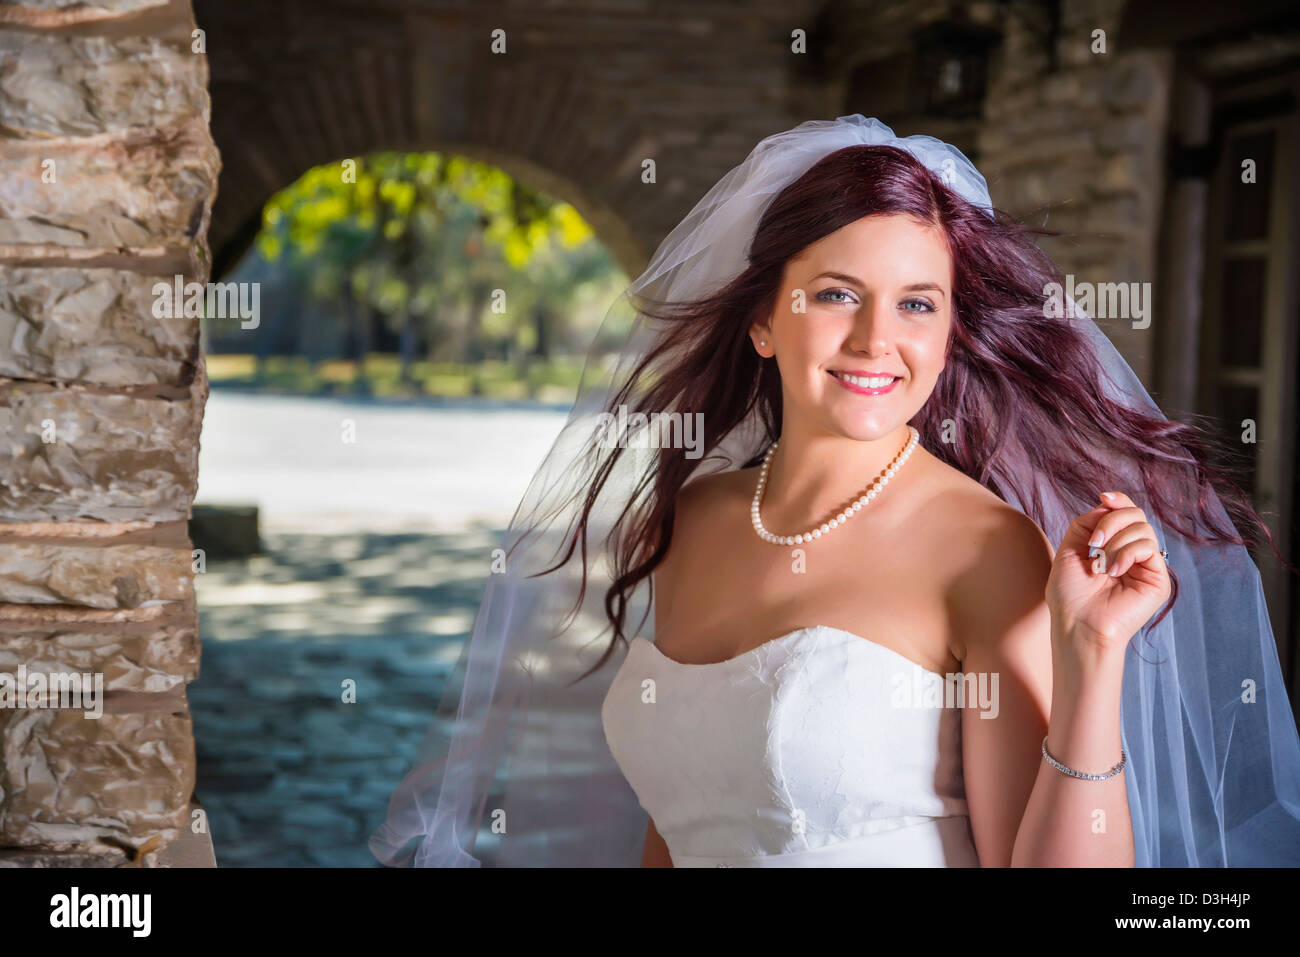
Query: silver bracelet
1041 736 1127 781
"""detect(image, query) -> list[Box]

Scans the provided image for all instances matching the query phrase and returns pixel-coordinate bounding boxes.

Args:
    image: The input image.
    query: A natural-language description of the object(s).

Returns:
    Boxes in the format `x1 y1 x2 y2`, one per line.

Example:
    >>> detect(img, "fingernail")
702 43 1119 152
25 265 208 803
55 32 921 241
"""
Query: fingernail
1101 491 1116 502
1089 531 1104 547
1108 564 1121 577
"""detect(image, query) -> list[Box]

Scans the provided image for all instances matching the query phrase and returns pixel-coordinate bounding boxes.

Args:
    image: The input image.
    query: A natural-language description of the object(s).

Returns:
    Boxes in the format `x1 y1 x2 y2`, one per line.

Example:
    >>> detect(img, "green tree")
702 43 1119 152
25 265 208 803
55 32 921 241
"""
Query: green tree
256 152 602 391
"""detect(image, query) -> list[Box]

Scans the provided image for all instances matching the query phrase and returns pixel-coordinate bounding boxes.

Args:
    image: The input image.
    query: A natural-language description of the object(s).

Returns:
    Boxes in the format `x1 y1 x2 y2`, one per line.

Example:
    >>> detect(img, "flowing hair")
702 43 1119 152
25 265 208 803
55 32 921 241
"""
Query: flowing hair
526 144 1291 684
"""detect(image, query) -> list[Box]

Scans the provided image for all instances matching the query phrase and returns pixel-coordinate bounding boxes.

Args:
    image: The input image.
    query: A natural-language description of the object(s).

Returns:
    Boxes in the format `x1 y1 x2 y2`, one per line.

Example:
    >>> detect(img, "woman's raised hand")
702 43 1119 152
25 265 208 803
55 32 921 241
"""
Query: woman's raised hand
1046 490 1172 654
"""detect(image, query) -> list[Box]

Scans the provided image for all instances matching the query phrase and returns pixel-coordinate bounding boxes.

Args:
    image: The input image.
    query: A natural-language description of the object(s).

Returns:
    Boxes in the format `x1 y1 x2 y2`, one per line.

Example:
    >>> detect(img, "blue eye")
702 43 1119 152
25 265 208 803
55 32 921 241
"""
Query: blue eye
816 288 854 303
900 298 936 313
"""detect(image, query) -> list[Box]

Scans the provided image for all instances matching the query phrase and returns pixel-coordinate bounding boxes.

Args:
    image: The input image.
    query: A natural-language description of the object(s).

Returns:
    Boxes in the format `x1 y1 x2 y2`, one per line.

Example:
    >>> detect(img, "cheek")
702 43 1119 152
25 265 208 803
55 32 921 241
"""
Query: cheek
905 324 951 378
781 317 837 363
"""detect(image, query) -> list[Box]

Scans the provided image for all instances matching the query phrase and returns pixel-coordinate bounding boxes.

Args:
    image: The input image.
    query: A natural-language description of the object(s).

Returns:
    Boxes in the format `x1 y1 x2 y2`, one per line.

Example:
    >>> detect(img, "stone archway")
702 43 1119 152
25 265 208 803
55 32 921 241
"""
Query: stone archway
193 0 830 281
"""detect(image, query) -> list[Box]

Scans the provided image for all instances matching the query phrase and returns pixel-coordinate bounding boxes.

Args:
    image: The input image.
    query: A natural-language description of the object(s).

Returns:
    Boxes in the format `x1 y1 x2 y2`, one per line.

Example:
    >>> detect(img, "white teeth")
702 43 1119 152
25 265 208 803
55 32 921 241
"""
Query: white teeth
833 371 896 389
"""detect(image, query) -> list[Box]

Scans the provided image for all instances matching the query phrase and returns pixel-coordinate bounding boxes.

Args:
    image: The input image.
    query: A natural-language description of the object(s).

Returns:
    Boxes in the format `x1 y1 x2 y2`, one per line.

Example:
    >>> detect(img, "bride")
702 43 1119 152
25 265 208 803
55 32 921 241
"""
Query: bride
371 116 1300 868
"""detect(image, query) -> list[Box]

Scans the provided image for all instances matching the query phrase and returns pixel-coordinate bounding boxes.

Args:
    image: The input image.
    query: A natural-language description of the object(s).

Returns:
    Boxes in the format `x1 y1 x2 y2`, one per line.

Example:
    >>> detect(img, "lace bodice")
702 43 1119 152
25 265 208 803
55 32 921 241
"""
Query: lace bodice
600 624 979 866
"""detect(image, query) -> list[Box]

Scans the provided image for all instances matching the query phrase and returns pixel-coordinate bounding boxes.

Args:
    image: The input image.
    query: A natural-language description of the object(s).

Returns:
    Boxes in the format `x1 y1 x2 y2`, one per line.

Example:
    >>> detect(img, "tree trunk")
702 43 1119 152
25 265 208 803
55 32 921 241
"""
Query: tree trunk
465 285 491 362
399 306 416 387
533 303 551 360
355 299 374 396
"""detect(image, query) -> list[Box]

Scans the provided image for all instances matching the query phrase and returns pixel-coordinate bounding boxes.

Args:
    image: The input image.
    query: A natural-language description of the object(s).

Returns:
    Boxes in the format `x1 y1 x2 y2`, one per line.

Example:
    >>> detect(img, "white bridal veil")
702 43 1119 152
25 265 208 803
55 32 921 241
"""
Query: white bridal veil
369 115 1300 867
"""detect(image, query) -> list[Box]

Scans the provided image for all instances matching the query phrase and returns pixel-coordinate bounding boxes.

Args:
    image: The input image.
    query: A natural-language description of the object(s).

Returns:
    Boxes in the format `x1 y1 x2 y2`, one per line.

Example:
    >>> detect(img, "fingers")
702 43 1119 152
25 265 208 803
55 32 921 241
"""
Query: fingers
1085 490 1167 583
1106 537 1167 584
1088 491 1142 546
1094 523 1159 578
1064 490 1138 548
1087 506 1146 554
1064 504 1111 547
1098 490 1134 508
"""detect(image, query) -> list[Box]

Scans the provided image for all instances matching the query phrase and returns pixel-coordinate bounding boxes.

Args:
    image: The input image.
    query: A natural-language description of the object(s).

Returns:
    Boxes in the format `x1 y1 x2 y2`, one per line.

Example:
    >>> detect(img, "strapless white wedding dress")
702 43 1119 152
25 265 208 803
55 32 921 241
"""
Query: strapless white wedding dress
601 624 980 866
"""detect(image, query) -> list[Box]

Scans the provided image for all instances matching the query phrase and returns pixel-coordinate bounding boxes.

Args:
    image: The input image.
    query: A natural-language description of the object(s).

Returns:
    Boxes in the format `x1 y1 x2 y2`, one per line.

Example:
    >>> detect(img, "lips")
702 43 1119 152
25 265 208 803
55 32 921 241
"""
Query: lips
828 369 900 395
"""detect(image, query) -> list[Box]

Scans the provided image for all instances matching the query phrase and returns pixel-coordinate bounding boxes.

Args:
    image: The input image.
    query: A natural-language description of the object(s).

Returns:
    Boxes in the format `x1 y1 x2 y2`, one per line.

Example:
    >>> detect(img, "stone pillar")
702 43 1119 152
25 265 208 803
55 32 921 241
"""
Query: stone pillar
0 0 217 866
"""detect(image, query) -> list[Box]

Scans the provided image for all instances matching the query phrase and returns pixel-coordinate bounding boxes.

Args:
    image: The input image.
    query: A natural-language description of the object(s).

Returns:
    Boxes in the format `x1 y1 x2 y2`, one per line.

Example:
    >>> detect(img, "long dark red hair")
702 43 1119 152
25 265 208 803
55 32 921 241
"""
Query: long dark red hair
526 144 1289 684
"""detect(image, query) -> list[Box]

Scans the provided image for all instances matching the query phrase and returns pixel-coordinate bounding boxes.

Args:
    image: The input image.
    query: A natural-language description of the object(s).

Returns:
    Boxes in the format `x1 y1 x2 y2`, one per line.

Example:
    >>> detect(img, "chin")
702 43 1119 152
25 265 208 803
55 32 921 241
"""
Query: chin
829 418 907 443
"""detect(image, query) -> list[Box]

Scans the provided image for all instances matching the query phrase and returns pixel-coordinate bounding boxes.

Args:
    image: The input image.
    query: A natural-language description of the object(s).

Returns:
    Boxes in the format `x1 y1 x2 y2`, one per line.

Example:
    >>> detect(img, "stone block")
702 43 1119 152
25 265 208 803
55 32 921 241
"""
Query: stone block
1100 56 1163 112
0 119 219 250
1092 151 1143 196
0 380 204 522
189 504 261 559
0 605 199 692
1097 114 1158 153
0 522 194 608
0 846 131 866
0 266 196 389
0 708 194 855
0 1 167 29
1084 195 1144 234
0 33 206 138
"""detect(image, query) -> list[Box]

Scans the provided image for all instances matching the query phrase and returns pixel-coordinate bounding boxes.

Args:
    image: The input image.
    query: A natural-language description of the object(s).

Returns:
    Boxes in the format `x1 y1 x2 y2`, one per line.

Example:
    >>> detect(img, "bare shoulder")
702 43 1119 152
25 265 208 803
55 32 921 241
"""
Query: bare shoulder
659 465 753 565
671 465 755 542
916 450 1055 658
916 447 1052 551
654 466 754 622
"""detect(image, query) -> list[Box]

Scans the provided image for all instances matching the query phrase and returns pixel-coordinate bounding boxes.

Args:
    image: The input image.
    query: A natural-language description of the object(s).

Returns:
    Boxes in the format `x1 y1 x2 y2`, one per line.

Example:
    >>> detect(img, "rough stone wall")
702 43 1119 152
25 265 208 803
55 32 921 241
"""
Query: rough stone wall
0 0 216 865
977 0 1169 384
824 0 1169 386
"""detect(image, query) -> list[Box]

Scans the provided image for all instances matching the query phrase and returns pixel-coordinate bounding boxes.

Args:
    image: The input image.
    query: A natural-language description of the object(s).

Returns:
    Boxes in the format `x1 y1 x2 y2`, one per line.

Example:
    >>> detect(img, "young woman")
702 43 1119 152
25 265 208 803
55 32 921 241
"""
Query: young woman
372 116 1300 868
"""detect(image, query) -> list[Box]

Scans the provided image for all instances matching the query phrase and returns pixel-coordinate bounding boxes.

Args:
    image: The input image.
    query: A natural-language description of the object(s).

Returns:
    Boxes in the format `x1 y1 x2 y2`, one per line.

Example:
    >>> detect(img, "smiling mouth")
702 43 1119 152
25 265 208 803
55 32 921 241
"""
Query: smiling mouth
828 370 900 394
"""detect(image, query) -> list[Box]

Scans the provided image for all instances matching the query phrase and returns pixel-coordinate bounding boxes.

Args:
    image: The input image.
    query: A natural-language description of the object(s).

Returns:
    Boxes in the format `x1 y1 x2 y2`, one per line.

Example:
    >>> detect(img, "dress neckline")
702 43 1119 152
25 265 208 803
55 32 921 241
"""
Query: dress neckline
636 625 950 678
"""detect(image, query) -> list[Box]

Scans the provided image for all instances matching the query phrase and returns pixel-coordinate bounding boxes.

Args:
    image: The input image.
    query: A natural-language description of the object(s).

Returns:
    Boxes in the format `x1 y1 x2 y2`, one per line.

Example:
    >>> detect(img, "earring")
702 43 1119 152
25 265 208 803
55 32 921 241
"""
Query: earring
760 339 767 346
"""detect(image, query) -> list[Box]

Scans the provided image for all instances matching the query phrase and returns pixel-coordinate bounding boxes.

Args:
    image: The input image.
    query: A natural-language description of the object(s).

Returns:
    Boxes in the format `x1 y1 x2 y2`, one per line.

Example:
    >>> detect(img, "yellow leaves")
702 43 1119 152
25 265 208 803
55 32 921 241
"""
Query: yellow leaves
253 149 599 280
378 177 416 215
256 233 282 262
503 231 531 269
356 175 377 204
552 204 593 246
414 157 440 187
492 203 591 268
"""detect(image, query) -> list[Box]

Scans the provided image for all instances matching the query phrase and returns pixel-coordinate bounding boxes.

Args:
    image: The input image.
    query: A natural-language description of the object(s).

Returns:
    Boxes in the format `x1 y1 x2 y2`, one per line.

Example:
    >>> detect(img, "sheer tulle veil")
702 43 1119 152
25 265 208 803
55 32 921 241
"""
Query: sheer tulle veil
369 115 1300 867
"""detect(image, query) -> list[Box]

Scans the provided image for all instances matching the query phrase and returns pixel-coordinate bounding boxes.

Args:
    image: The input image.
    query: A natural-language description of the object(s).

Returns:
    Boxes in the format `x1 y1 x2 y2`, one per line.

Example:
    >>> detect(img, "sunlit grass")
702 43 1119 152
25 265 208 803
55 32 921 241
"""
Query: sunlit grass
205 353 582 403
205 354 256 379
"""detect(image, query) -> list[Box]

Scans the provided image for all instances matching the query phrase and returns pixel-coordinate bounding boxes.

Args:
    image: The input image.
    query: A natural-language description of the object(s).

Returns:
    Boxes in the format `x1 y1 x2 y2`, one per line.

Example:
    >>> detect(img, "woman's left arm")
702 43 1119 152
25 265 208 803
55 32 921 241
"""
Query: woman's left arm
958 491 1163 866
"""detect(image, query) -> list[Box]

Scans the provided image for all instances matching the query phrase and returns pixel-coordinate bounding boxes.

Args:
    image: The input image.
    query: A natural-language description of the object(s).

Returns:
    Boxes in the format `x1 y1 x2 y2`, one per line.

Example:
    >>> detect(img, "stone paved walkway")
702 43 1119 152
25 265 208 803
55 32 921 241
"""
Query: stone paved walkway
190 526 503 867
190 390 568 866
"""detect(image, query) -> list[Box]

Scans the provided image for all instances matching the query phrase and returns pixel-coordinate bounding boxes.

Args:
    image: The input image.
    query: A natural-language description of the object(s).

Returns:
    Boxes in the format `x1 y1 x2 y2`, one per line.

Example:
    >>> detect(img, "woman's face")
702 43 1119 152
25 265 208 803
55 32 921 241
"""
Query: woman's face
750 213 953 442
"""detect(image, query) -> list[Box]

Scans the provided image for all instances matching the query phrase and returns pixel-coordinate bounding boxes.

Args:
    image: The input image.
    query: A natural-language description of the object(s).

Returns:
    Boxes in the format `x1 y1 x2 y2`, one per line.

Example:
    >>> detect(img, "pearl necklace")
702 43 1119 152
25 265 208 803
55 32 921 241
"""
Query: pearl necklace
751 426 920 546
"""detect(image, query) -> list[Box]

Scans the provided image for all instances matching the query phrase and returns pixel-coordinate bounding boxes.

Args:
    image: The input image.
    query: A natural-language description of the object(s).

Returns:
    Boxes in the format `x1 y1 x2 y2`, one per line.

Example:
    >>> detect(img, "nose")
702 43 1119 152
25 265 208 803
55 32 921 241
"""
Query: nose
846 293 893 357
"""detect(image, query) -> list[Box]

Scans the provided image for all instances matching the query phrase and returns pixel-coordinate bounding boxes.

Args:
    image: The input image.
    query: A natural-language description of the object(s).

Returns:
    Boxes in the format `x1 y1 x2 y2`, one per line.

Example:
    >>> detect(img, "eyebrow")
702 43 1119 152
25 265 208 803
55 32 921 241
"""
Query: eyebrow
813 272 947 298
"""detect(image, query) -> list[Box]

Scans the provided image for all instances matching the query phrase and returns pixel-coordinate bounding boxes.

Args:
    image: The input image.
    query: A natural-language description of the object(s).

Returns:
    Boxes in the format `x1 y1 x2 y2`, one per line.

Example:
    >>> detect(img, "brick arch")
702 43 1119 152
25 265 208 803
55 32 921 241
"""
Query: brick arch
211 131 650 286
195 0 830 282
